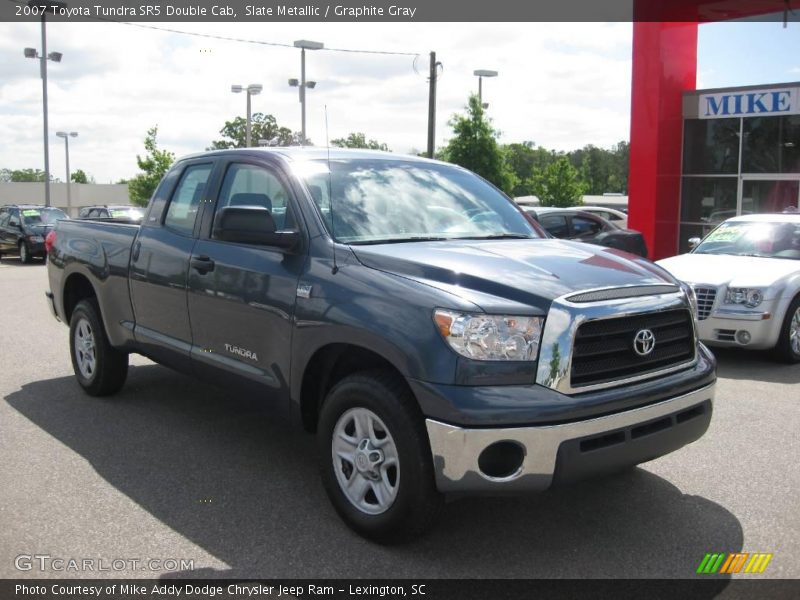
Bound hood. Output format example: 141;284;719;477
657;253;800;288
352;238;676;313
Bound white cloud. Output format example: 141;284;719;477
0;21;633;182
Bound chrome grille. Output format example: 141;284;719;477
570;309;695;388
693;286;717;320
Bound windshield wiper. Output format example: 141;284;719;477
348;236;451;245
453;233;533;240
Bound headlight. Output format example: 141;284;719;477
724;287;764;308
681;283;698;319
433;309;543;361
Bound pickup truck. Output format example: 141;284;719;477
46;148;716;542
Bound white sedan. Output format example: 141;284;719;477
657;214;800;362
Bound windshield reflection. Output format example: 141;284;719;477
296;159;538;244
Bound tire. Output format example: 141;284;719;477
19;241;32;264
317;369;442;543
69;299;129;395
773;295;800;364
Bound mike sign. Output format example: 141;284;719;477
699;86;800;119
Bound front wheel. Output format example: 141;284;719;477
774;295;800;363
69;299;129;395
318;370;442;543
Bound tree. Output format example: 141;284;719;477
208;113;305;149
0;168;51;182
530;157;587;207
442;95;516;194
71;169;92;184
503;142;561;197
127;126;175;207
331;132;390;151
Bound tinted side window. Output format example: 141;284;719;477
539;215;568;238
572;216;603;237
0;210;9;228
164;164;213;236
216;163;293;230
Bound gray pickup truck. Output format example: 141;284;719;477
46;148;716;542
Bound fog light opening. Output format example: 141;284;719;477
736;330;751;345
477;441;525;480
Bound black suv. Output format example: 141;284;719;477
0;205;68;263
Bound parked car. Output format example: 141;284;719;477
0;204;68;263
47;148;715;541
523;207;648;257
78;205;145;222
574;206;628;228
658;214;800;362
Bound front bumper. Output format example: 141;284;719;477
425;382;714;493
696;307;782;350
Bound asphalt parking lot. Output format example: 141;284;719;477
1;256;798;580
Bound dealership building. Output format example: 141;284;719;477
677;82;800;252
628;8;799;259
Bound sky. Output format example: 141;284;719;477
0;18;799;184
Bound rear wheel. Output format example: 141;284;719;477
318;370;442;543
774;295;800;363
69;299;129;395
19;241;32;264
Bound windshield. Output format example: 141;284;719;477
694;220;800;260
294;158;539;244
21;208;67;225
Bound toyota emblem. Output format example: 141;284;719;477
633;329;656;356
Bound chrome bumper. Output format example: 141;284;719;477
425;382;715;493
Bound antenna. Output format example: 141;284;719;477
325;105;338;275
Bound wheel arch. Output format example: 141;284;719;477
298;343;416;433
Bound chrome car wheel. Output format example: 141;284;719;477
332;407;399;515
73;318;97;380
790;306;800;356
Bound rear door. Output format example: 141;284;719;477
129;160;216;369
186;158;307;397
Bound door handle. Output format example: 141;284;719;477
190;255;215;273
131;241;141;262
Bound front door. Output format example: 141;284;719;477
186;159;306;400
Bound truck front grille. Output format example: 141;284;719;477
570;308;695;387
693;286;717;320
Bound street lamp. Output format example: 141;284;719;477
55;131;77;216
231;83;262;147
24;0;67;207
289;39;323;145
473;69;498;109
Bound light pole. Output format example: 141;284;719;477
473;69;498;109
231;83;262;147
56;131;77;216
24;0;67;207
289;39;323;145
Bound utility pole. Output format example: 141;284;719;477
427;51;440;159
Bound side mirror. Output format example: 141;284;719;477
688;237;701;250
9;219;20;229
212;206;300;251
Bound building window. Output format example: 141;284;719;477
680;177;738;225
742;115;800;174
683;118;740;175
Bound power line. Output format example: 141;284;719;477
117;21;421;57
